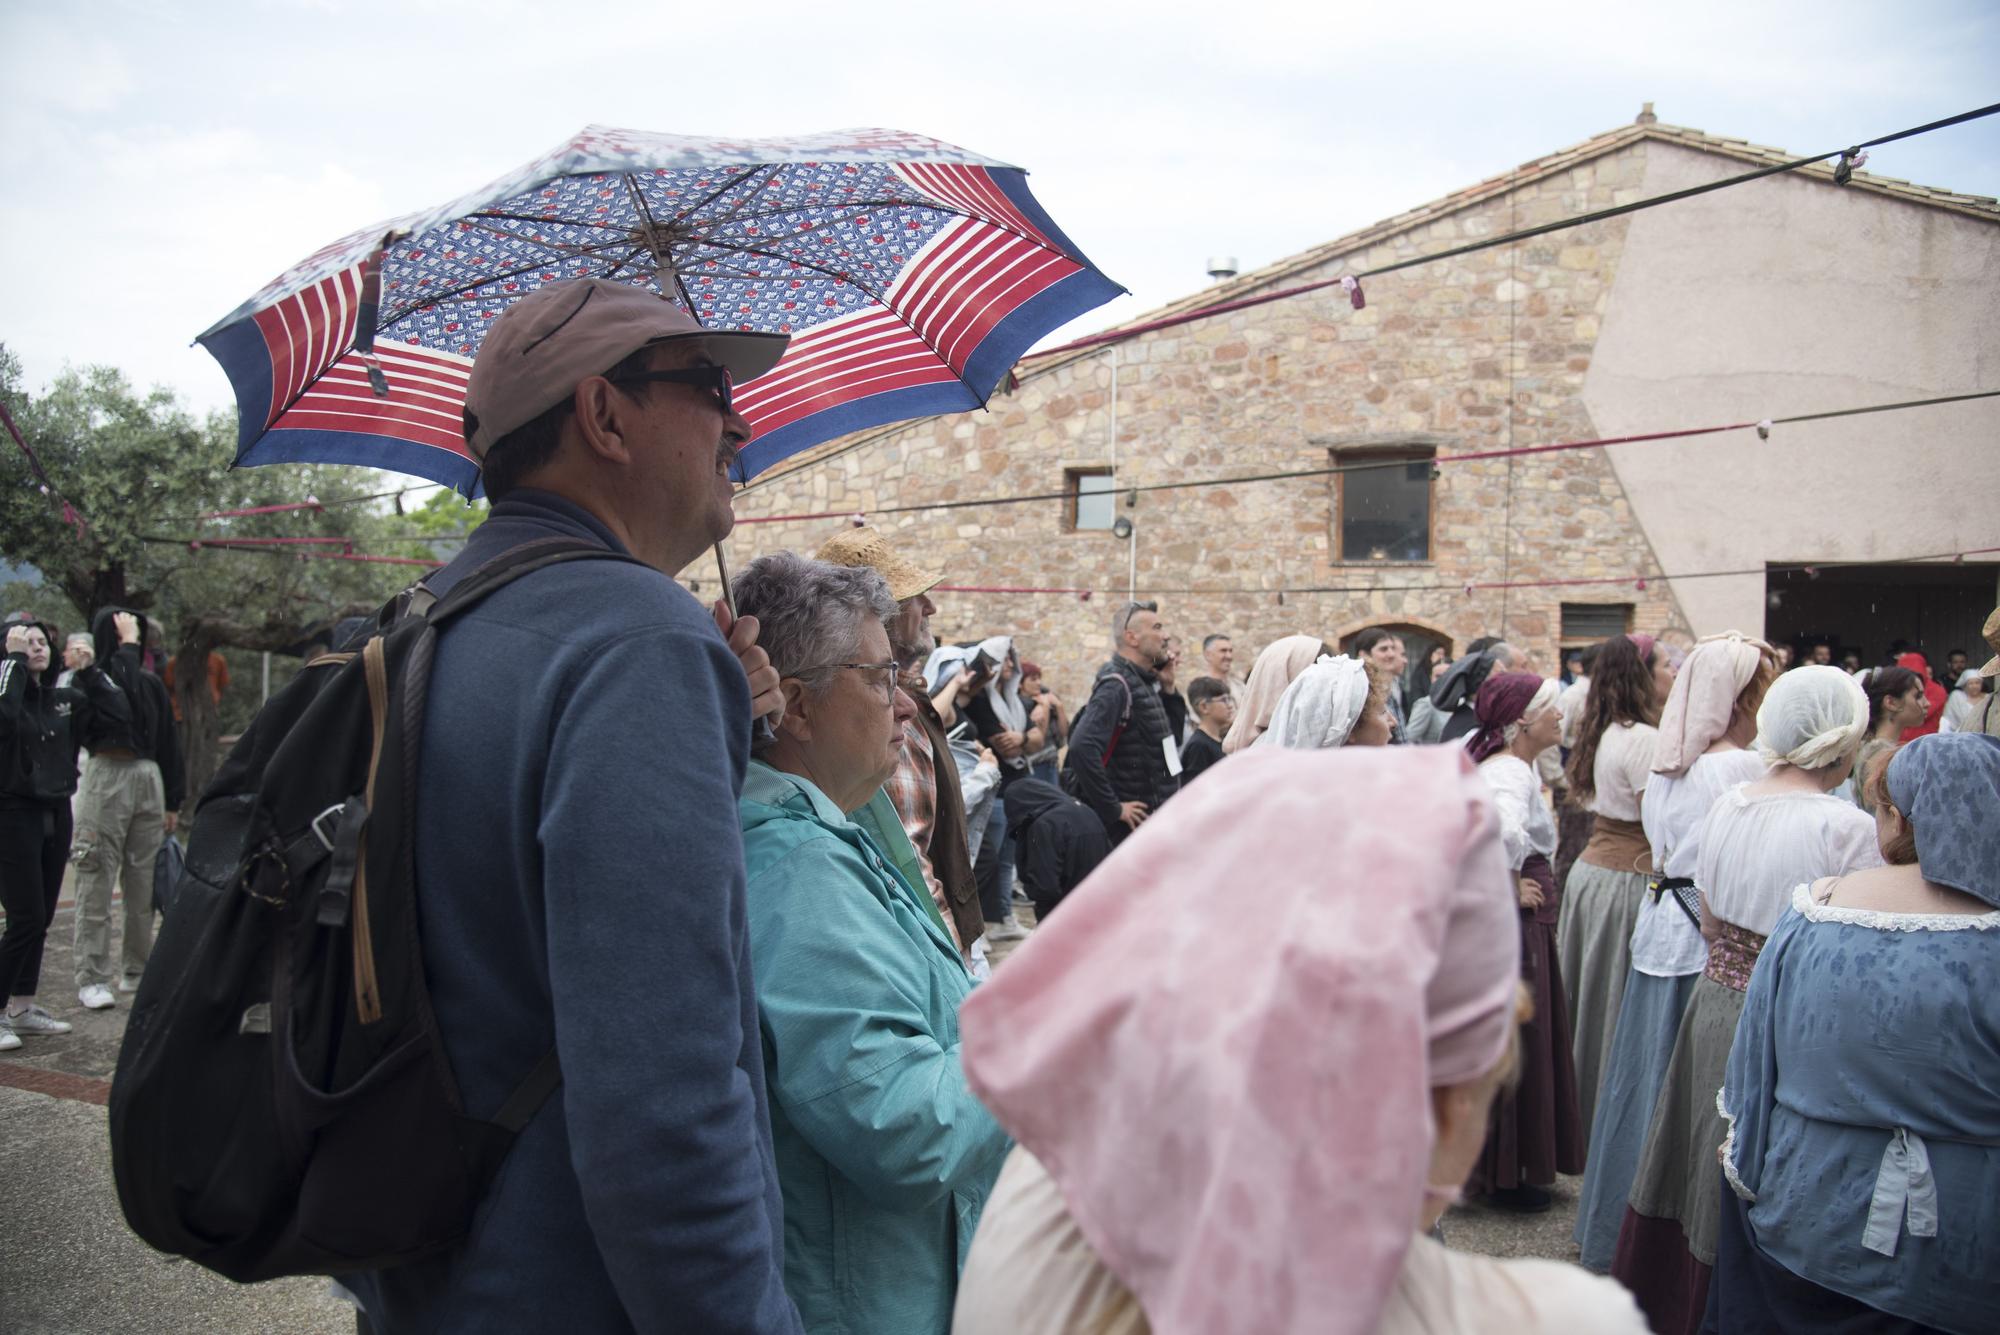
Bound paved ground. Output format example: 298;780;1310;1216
2;887;1580;1332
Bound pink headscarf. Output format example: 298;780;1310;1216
959;747;1521;1335
1222;634;1325;753
1628;632;1657;662
1651;631;1775;776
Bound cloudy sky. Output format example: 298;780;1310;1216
4;0;1996;424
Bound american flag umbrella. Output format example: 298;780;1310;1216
198;126;1123;496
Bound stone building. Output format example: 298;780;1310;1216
720;109;2000;702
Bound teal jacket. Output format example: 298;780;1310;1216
739;762;1010;1335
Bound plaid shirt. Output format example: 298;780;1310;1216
885;696;960;950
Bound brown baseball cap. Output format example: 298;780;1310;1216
815;526;942;602
461;278;789;461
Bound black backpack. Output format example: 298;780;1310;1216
109;538;636;1283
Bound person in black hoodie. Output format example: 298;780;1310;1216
1;613;127;1046
70;605;184;1010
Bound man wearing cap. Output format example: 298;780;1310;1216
817;527;986;959
347;279;803;1334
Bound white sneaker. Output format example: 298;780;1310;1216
983;914;1028;943
0;1028;19;1052
78;984;116;1011
3;1005;71;1035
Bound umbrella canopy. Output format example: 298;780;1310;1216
200;127;1123;496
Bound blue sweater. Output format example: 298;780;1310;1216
350;492;801;1334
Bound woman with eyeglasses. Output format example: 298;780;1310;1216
731;552;1011;1335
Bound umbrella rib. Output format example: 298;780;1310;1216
469;209;631;234
669;166;768;223
377;240;636;326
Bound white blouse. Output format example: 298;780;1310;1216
954;1148;1648;1335
1695;786;1883;937
1479;754;1557;872
1631;749;1769;976
1587;722;1659;821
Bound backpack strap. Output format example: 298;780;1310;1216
1097;670;1134;766
424;537;646;626
492;1047;562;1133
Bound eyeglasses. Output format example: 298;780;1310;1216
1114;598;1159;635
608;364;735;416
800;659;901;704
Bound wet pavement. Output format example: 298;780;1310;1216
2;886;1581;1332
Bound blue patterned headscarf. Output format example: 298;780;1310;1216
1886;732;2000;907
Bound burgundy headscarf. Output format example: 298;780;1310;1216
1466;671;1552;763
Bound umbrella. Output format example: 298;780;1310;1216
198;126;1123;497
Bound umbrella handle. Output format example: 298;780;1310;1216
712;539;777;746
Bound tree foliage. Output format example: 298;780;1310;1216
0;345;430;799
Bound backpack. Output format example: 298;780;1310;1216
109;538;637;1283
1059;667;1134;796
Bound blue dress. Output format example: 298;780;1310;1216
1715;886;2000;1334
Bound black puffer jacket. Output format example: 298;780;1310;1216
1062;655;1180;839
1;625;125;805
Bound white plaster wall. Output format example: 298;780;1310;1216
1583;141;2000;636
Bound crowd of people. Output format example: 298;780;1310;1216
6;277;1997;1332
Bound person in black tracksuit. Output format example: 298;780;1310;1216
1;614;127;1044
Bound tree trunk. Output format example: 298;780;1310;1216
172;628;225;809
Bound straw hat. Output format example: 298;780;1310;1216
815;526;942;602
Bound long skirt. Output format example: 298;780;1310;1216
1612;975;1745;1335
1469;854;1585;1195
1572;968;1698;1272
1555;862;1648;1147
1703;1187;1950;1335
1553;801;1594;905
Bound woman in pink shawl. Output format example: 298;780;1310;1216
950;747;1645;1335
1220;634;1328;753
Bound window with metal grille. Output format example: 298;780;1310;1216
1067;468;1116;531
1560;603;1634;642
1332;449;1434;562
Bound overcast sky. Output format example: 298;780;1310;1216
4;0;1996;425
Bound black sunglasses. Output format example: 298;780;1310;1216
609;364;735;415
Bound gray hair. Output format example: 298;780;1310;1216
1109;598;1159;654
731;551;897;696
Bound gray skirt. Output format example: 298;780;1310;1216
1627;974;1745;1266
1572;967;1699;1272
1556;862;1648;1145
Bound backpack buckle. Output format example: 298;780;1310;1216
310;804;347;852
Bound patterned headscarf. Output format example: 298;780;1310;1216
1223;635;1325;754
1258;657;1372;751
1886;732;2000;907
1466;672;1556;764
958;746;1520;1335
1652;632;1776;777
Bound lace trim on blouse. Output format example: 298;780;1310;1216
1790;883;2000;932
1716;1087;1757;1203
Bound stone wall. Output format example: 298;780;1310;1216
717;140;1687;705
